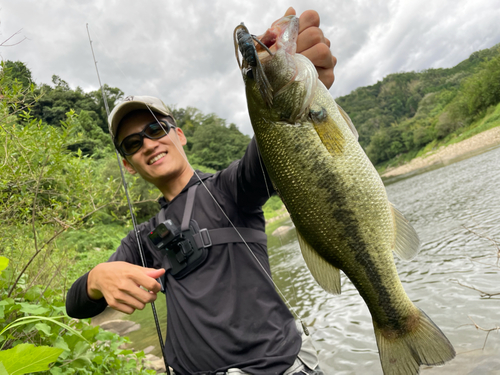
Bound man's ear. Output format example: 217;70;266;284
175;127;187;146
122;158;137;174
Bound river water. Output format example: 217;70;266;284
128;146;500;374
268;145;500;374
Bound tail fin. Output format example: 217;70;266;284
374;309;455;375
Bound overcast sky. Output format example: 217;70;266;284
2;0;500;135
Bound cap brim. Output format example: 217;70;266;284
108;97;171;138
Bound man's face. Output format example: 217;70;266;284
117;110;190;187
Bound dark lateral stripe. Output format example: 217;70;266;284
322;168;405;332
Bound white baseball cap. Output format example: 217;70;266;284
108;95;173;138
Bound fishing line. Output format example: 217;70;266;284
87;21;307;363
144;106;307;332
86;24;170;375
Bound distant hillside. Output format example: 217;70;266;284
336;43;500;167
1;61;250;171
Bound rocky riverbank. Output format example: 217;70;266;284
92;307;168;373
381;126;500;178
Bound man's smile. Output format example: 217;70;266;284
148;152;167;165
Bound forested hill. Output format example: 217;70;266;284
336;42;500;166
3;40;500;172
1;60;251;172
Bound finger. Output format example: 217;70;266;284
317;68;336;90
130;269;164;293
125;285;159;304
300;43;335;71
284;7;296;17
109;301;136;315
145;268;165;280
296;27;326;54
108;293;149;314
298;10;320;34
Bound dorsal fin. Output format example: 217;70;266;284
336;103;358;141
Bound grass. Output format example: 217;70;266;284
376;103;500;174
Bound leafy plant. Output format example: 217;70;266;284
0;62;156;374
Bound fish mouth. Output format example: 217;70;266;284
234;16;300;108
257;16;299;57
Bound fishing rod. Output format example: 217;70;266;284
85;22;309;373
85;24;170;375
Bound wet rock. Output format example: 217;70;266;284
99;319;140;336
144;354;166;372
143;345;155;355
92;306;127;326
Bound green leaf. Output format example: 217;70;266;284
92;355;103;365
24;286;42;302
0;299;14;307
0;344;63;375
0;362;8;375
35;322;52;336
0;257;8;273
53;336;69;351
0;316;86;345
18;303;49;315
80;325;99;341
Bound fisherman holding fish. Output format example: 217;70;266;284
67;7;336;375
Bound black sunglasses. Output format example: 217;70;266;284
118;120;175;156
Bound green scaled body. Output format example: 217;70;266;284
235;16;455;375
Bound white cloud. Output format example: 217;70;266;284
1;0;499;135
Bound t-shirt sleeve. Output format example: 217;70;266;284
218;137;276;208
65;225;155;319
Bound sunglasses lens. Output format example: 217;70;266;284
119;121;173;156
122;134;143;155
146;122;168;138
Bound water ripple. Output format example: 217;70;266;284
269;146;500;374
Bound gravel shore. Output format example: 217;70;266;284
381;126;500;178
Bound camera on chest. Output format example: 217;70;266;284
148;219;209;279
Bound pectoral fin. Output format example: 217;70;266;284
390;203;421;260
297;230;341;294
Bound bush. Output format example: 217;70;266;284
0;62;153;373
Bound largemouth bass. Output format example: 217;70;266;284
234;16;455;375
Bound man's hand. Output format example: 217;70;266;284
284;7;337;89
87;262;165;314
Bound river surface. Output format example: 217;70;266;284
128;146;500;374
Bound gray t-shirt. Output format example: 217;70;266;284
66;139;301;375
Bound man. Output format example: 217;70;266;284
66;7;336;375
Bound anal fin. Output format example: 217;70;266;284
297;230;341;294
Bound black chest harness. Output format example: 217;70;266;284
148;182;267;279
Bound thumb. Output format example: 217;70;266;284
145;268;166;279
284;7;296;17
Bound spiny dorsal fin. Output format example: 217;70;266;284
336;103;358;141
297;230;341;294
390;202;421;260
